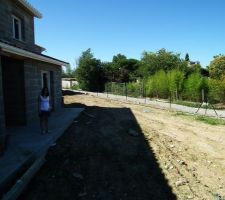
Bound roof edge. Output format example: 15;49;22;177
0;41;69;67
16;0;43;18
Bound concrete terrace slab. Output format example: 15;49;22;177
0;107;84;196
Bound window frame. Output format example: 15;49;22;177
12;15;22;41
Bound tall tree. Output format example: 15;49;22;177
167;69;185;100
108;54;140;82
184;72;202;101
75;49;104;91
140;48;185;77
209;55;225;79
185;53;190;61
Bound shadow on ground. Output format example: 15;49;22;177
62;90;83;96
19;101;177;200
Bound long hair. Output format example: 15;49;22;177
41;87;49;97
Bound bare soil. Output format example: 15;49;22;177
19;92;225;200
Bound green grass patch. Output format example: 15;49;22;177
194;115;225;125
173;112;191;117
173;100;201;108
173;112;225;125
173;100;225;110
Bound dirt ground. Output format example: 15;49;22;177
19;92;225;200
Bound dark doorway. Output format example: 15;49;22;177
1;56;26;127
42;73;47;88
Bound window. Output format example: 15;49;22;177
12;15;22;40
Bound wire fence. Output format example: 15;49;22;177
103;82;224;116
105;82;146;99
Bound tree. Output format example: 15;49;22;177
209;55;225;79
208;78;225;103
101;62;114;82
167;69;184;100
140;48;186;77
198;77;209;102
62;65;74;78
111;54;127;82
75;48;104;91
146;70;169;99
184;72;202;101
186;63;201;74
185;53;190;61
106;54;140;82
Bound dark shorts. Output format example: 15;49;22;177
39;110;50;118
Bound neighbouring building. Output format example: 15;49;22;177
188;61;200;67
62;78;78;89
0;0;69;153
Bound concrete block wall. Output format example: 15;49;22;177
0;0;39;53
0;56;6;151
24;59;62;123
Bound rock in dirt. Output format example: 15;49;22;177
177;160;186;165
164;165;169;170
128;129;139;137
142;108;151;113
187;195;194;199
169;165;174;170
175;178;187;187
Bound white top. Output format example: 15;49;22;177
40;95;50;111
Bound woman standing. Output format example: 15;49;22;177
38;87;52;134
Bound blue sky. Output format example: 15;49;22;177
29;0;225;68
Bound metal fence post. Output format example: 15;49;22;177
125;82;127;101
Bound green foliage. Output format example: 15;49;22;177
127;82;143;97
146;76;155;97
200;67;209;77
75;48;104;92
167;69;185;100
199;77;209;100
208;78;225;103
173;101;201;108
185;63;202;77
146;70;169;99
140;48;186;77
185;53;190;61
102;55;140;83
174;112;225;126
105;82;125;96
209;55;225;79
105;82;143;97
195;116;225;125
71;84;80;90
62;65;74;78
72;48;225;105
146;69;184;100
183;72;202;101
